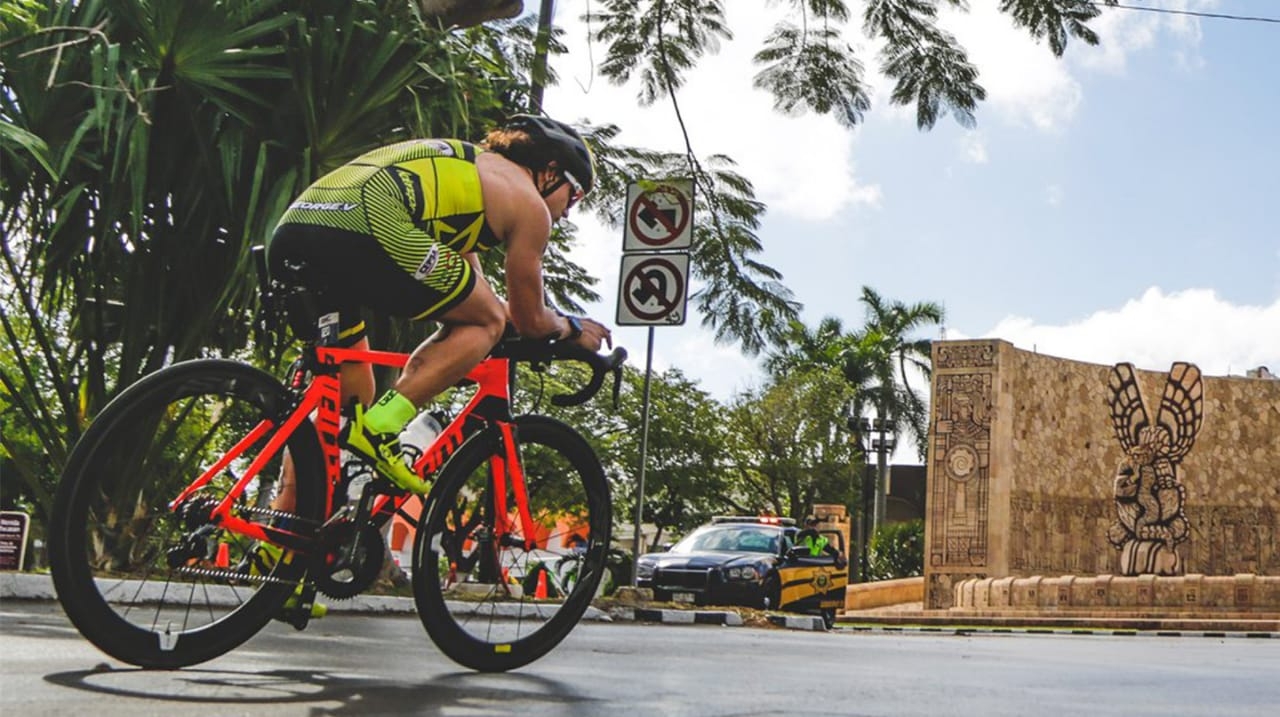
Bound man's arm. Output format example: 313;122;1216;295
477;156;571;339
479;154;612;349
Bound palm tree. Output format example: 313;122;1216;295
843;287;944;530
763;316;856;377
0;0;523;520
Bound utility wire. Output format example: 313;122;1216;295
1099;1;1280;24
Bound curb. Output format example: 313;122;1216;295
840;623;1278;639
625;607;745;627
767;614;826;630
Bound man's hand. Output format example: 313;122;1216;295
567;315;612;352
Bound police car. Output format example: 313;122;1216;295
635;516;847;626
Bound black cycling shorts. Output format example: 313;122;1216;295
267;223;477;345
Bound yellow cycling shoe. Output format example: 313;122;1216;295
340;403;430;494
239;543;327;626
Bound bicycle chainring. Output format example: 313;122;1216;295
315;523;386;599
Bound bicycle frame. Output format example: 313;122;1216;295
166;344;539;558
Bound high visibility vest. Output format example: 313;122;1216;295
801;534;828;556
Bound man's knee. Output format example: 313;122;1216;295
477;301;507;345
457;295;506;346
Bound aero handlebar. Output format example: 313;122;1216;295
489;335;628;408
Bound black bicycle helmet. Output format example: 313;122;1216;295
504;114;596;195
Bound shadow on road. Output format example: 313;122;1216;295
44;665;602;715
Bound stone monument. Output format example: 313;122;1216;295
925;339;1280;613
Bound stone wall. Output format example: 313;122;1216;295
924;339;1280;609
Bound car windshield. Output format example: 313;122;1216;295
668;525;782;555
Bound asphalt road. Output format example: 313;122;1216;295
3;600;1279;716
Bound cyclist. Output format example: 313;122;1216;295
267;115;612;495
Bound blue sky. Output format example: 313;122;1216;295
541;1;1280;401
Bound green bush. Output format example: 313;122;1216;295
868;519;924;581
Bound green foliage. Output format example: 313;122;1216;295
847;287;943;460
868;519;924;581
724;367;859;521
593;0;732;105
0;0;528;523
582;0;1113;132
999;0;1111;56
754;22;870;128
763;288;943;463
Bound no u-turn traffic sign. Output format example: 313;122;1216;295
616;252;689;326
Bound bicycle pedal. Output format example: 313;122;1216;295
276;583;325;631
279;606;311;631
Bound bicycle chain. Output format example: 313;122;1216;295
173;564;300;587
238;505;321;528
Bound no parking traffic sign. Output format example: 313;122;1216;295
623;180;694;251
616;253;689;326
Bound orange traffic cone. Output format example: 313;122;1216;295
535;568;548;599
215;542;230;568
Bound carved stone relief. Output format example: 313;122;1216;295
936;342;996;370
1105;362;1203;576
930;372;992;570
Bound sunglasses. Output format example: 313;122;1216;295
561;170;585;209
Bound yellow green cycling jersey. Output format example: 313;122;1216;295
277;139;501;270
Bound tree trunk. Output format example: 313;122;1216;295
417;0;524;29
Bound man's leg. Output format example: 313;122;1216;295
394;276;507;406
272;337;375;512
344;276;506;492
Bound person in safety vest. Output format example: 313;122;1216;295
794;516;846;568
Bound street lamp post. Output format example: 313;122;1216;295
860;414;901;537
872;429;896;532
847;413;898;582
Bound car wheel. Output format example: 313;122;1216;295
652;589;671;603
822;609;836;630
762;576;781;610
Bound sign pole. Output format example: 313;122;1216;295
618;179;693;585
631;326;655;585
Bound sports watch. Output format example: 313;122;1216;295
562;314;584;341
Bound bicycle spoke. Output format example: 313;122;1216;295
50;361;325;668
415;416;611;671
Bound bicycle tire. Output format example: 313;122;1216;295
48;359;325;668
412;415;611;672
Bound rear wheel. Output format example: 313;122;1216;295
48;360;325;668
413;415;610;672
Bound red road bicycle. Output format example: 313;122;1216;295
48;253;626;672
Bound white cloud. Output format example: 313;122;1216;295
975;287;1280;377
546;3;881;222
930;1;1217;132
962;132;989;164
1072;0;1217;74
940;1;1085;131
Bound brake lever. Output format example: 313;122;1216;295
610;366;623;409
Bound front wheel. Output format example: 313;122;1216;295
47;360;325;668
412;415;611;672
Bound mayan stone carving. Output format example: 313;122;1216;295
930;372;992;569
1105;362;1203;576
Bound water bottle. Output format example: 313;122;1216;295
398;410;443;466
